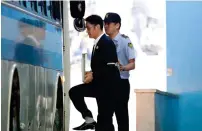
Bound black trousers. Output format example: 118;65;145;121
69;79;130;131
115;79;130;131
69;79;118;131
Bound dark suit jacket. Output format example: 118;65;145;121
91;34;120;82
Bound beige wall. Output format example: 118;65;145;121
135;89;179;131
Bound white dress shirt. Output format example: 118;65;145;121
93;33;104;54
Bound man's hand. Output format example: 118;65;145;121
118;59;135;71
84;71;93;84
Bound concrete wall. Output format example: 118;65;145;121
166;1;202;131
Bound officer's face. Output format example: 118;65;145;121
86;22;97;38
104;22;119;35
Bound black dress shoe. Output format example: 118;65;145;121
73;121;96;130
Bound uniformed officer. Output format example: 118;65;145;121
69;14;121;131
104;12;136;131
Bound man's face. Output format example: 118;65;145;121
86;22;97;39
104;22;119;35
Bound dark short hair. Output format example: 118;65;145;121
85;15;103;30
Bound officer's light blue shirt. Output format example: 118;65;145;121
113;33;136;79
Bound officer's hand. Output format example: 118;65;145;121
120;65;124;71
118;61;124;71
84;72;93;84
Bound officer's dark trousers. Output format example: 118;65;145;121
115;79;130;131
69;80;118;131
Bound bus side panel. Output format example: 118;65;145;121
1;4;63;71
17;63;30;130
44;68;59;130
1;54;63;131
15;62;60;131
28;65;37;130
35;66;46;130
1;3;64;130
1;60;12;131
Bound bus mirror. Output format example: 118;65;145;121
70;1;86;32
70;1;85;18
73;18;86;32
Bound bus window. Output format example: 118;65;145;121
49;1;53;19
10;0;20;5
27;1;31;9
27;1;32;10
22;1;26;8
17;1;27;8
51;1;61;21
46;1;51;18
37;1;42;15
37;1;47;17
41;1;47;16
31;1;38;12
18;1;22;6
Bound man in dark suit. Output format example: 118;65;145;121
69;15;121;131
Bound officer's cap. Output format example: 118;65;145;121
104;12;121;24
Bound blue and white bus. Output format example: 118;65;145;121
1;1;68;131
